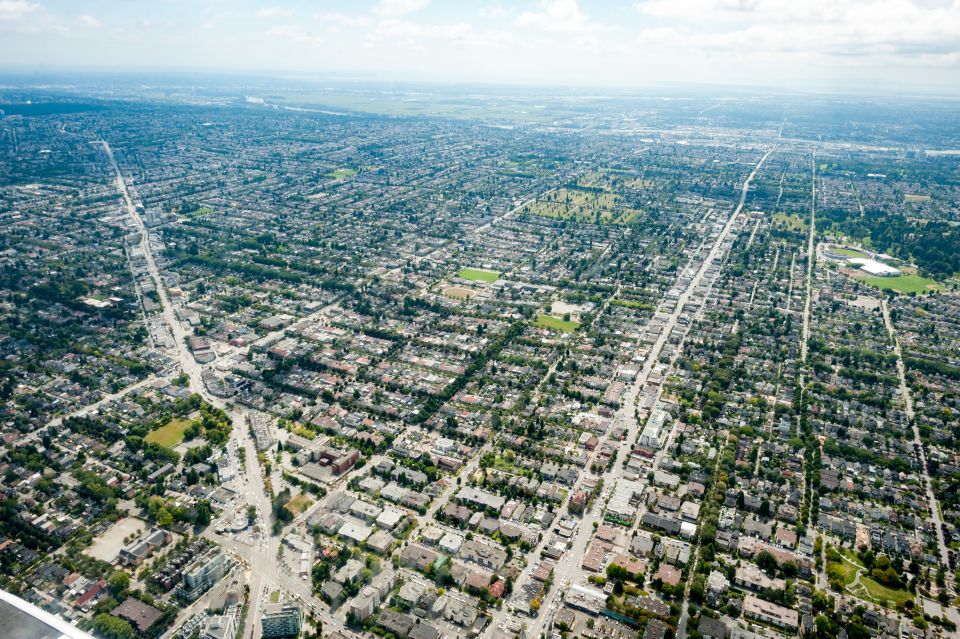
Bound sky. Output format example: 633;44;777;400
1;0;959;95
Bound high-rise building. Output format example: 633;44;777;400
261;603;302;638
177;549;228;601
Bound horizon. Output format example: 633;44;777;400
1;0;959;96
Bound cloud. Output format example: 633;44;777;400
366;17;512;51
479;2;511;19
314;11;371;30
257;6;295;19
516;0;590;33
374;0;430;18
633;0;960;58
78;14;101;28
266;24;321;45
0;0;39;23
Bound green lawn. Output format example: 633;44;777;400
862;274;940;294
186;206;215;218
535;314;580;332
145;418;193;447
835;549;913;607
833;247;869;258
458;268;500;283
858;575;914;606
327;168;357;179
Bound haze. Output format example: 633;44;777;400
1;0;959;95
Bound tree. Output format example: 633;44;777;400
756;549;777;574
194;499;212;527
107;570;130;595
606;563;628;582
92;613;135;639
156;508;173;527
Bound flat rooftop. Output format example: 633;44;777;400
0;590;94;639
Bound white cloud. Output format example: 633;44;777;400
314;11;371;30
266;24;322;45
0;0;38;22
634;0;960;58
479;2;511;19
78;14;101;28
516;0;590;33
374;0;430;18
366;17;513;51
257;6;295;19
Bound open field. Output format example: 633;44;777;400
458;268;500;283
86;517;147;562
861;274;940;294
904;193;931;203
327;168;357;179
285;494;313;515
772;212;808;232
145;417;193;447
535;314;580;332
443;286;473;300
523;188;640;225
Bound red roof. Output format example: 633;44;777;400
76;579;106;606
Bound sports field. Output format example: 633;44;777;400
458;268;500;283
328;168;357;179
862;274;940;294
145;418;193;447
833;247;869;258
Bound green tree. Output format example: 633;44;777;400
107;570;130;595
92;613;135;639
